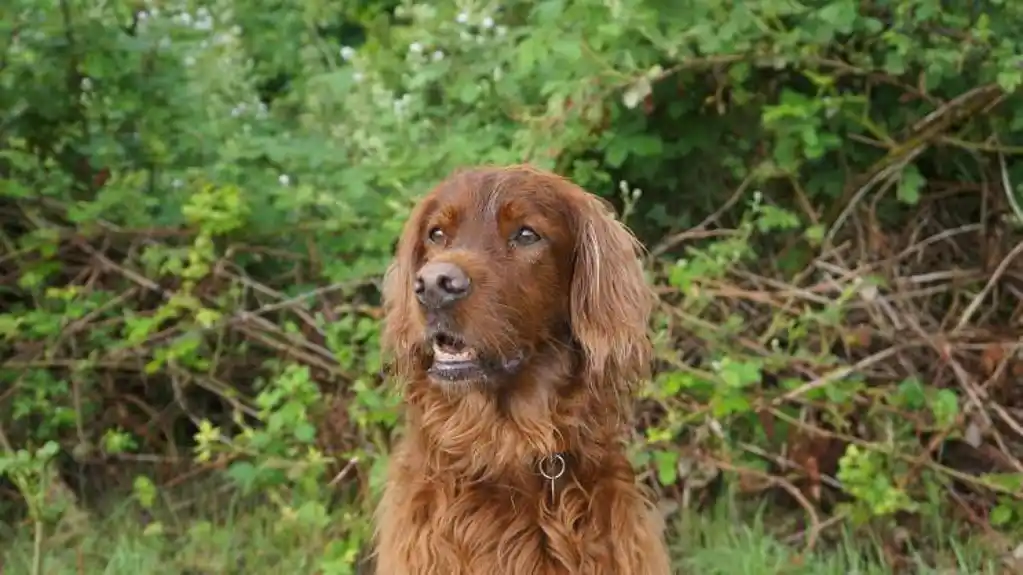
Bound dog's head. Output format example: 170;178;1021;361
381;165;654;396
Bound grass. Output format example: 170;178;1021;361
670;505;1002;574
0;483;1004;575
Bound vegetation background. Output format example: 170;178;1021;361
2;0;1023;573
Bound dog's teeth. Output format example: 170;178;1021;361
432;345;476;363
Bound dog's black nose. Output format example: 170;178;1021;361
415;261;471;308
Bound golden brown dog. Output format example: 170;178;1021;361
374;165;672;575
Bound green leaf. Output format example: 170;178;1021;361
604;138;630;168
142;522;165;537
818;0;858;34
133;475;158;509
930;389;959;427
997;69;1023;93
294;422;317;444
804;224;825;246
711;392;751;417
227;461;259;492
894;377;927;409
458;82;481;104
653;450;679;486
990;504;1013;526
551;38;581;60
719;359;762;389
982;473;1023;491
626;135;664;157
897;165;925;205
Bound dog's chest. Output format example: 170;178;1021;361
402;479;609;574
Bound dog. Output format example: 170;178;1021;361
373;165;672;574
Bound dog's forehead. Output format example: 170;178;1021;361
432;170;568;223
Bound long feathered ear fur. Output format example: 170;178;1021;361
567;187;655;389
381;198;432;378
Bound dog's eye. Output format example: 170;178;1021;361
427;227;446;244
510;226;541;246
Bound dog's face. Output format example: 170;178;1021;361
382;166;654;392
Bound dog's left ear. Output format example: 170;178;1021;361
568;186;655;386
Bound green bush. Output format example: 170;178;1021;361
3;0;1023;571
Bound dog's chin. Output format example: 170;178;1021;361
428;360;487;384
423;333;525;386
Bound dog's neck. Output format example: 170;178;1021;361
403;353;623;481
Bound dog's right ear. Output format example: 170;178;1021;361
381;197;432;373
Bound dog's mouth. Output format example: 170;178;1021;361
426;331;526;383
428;331;483;381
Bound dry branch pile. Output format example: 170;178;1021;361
640;132;1023;567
